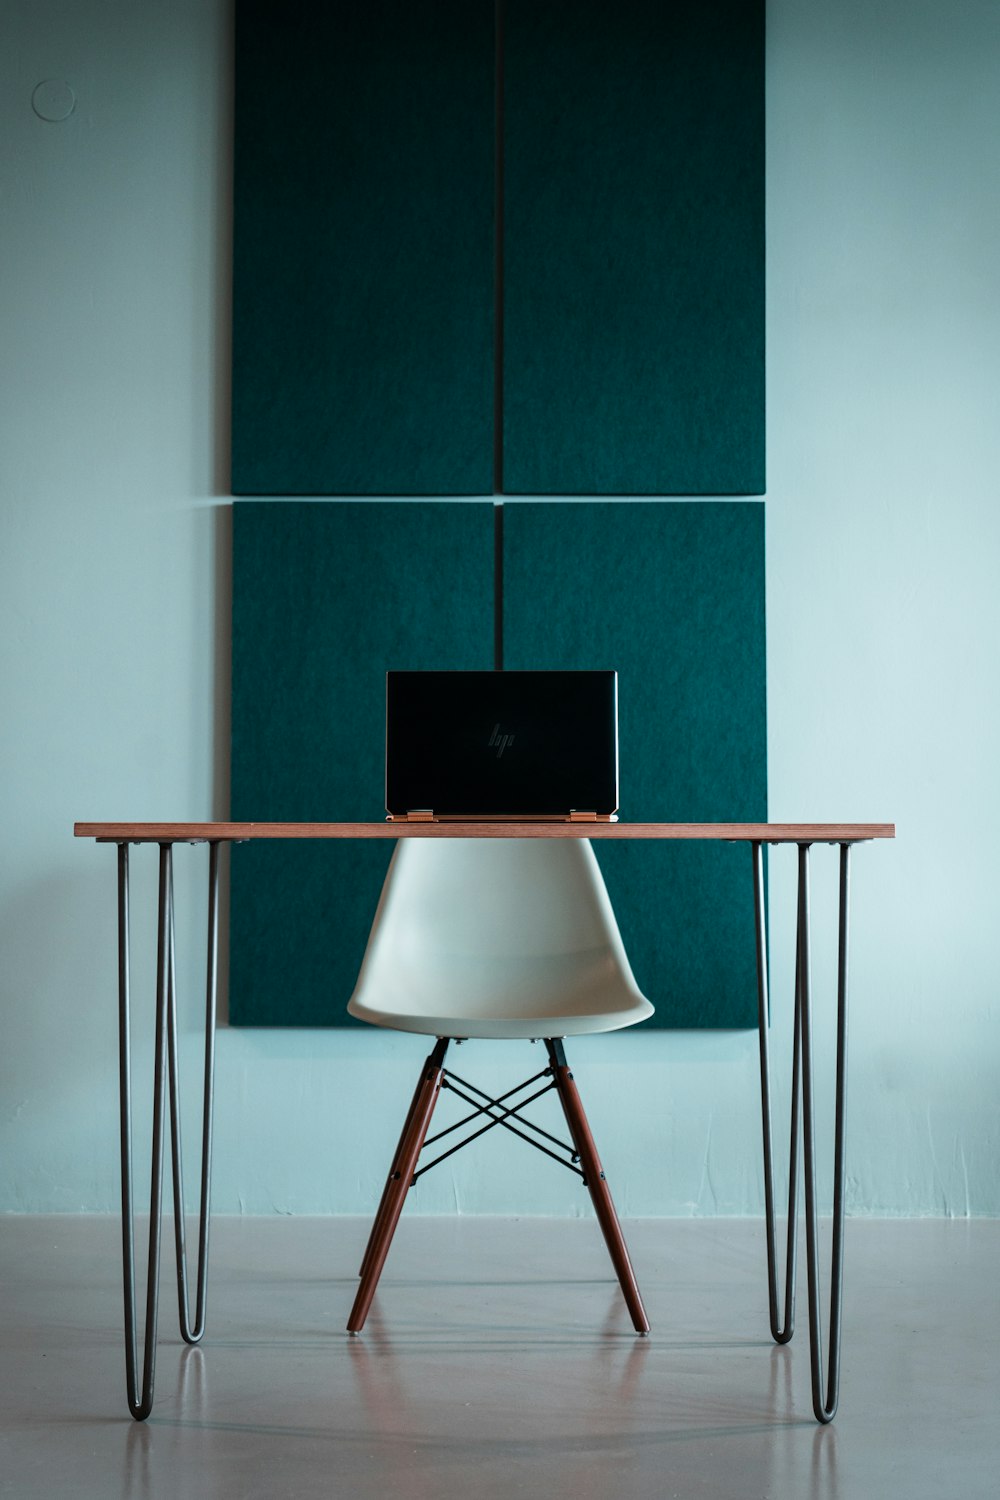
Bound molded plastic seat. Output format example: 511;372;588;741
348;837;654;1039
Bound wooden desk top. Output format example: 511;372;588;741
74;821;895;844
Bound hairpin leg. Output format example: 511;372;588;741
117;842;171;1421
117;841;220;1419
754;842;851;1423
799;842;851;1424
752;841;800;1344
166;842;219;1344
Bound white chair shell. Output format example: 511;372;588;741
348;837;654;1039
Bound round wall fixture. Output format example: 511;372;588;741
32;80;76;122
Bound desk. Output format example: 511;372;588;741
74;821;894;1424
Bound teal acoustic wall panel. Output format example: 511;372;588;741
232;1;495;496
502;0;765;495
504;502;766;1028
230;502;494;1025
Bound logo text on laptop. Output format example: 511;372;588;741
488;723;515;759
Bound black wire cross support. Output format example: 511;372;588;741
116;841;219;1421
752;839;851;1424
413;1065;584;1182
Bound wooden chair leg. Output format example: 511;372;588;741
546;1039;650;1334
347;1041;448;1334
359;1068;427;1279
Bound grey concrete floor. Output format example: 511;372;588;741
0;1215;996;1498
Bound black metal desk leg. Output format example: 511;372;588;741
117;842;171;1421
798;842;851;1424
166;842;219;1344
752;841;800;1345
116;841;220;1420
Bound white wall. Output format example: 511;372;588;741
2;0;997;1217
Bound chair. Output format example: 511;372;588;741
346;836;655;1335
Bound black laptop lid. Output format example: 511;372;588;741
386;671;618;819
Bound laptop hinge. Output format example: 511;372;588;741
387;809;614;823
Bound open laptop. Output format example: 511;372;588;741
385;671;619;821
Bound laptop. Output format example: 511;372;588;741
385;670;619;821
